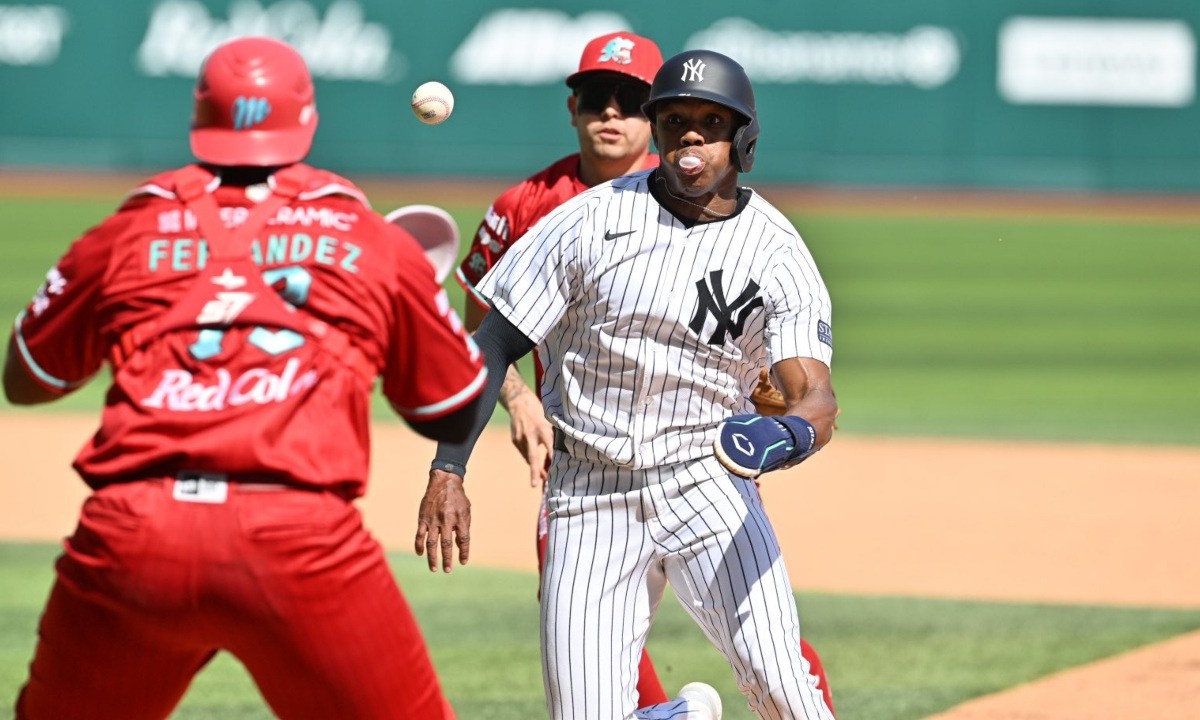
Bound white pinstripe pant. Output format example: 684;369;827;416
540;453;835;720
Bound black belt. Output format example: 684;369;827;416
93;471;336;497
553;430;569;453
174;470;314;489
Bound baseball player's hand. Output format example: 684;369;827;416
506;391;554;486
415;469;472;573
714;413;817;479
497;365;553;487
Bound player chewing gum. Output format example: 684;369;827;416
435;46;839;719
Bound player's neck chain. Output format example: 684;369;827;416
657;178;734;219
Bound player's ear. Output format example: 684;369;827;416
567;94;579;128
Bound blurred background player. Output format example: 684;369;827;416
455;31;835;713
3;36;485;720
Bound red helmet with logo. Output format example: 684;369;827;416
190;36;318;166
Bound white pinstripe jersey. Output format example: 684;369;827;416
478;169;832;470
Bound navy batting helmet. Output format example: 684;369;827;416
642;50;760;172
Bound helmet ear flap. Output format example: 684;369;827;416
732;116;760;173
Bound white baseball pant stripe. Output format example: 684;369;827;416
540;453;834;720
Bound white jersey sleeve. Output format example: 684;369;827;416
476;198;587;344
763;229;834;368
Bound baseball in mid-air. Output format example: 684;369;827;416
411;81;454;125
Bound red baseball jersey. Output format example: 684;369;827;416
455;153;659;307
11;164;486;495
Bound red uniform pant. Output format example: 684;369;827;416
16;479;453;720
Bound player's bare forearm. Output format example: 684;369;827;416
414;469;472;573
497;364;531;410
773;357;839;447
715;358;837;479
502;380;554;486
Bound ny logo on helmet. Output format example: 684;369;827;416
681;58;706;82
233;96;272;131
599;37;635;65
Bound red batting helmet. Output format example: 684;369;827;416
190;36;318;166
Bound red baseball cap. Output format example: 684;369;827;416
190;36;319;166
565;31;663;88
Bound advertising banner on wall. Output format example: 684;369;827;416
1;0;1198;191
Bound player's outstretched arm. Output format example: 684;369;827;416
773;357;839;445
403;394;486;444
714;358;838;479
417;310;536;572
465;298;553;486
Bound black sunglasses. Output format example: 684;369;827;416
575;79;650;117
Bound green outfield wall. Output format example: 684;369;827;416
1;0;1198;190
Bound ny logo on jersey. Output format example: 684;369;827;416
681;58;706;82
689;269;764;346
232;96;271;131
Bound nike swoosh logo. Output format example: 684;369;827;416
604;229;635;241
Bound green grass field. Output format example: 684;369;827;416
3;194;1198;444
3;542;1198;720
2;190;1199;718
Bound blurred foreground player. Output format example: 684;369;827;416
4;36;485;719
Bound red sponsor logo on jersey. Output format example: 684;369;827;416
140;357;318;411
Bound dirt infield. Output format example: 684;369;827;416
2;413;1198;717
925;629;1200;720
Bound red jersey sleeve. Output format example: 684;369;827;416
455;155;590;306
455;183;527;308
11;213;125;394
383;226;486;420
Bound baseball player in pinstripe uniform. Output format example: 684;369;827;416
458;32;836;715
417;49;838;719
